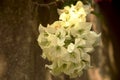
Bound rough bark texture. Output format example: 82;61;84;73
0;0;34;80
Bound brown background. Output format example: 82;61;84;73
0;0;119;80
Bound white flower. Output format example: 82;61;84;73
37;1;101;78
43;45;67;61
37;24;50;49
69;22;92;38
57;6;70;15
67;43;75;53
86;31;101;46
58;1;89;23
59;12;70;21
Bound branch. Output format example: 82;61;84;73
33;0;64;8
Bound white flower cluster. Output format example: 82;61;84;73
37;1;100;78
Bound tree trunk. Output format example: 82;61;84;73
0;0;36;80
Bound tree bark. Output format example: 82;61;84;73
0;0;35;80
